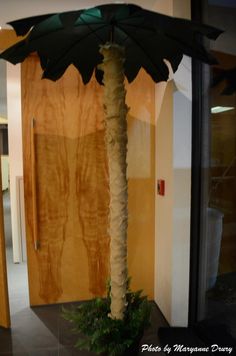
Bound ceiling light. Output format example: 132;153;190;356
211;106;234;114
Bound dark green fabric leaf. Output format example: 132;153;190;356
8;13;56;36
0;3;223;84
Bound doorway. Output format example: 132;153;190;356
3;188;29;315
0;59;29;318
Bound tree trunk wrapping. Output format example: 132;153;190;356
99;43;128;320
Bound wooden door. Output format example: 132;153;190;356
22;56;155;306
0;167;10;328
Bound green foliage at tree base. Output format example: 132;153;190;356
62;283;151;356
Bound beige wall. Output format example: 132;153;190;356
155;82;174;323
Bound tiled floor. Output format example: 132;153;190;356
0;301;168;355
1;190;168;355
3;190;29;315
6;247;29;315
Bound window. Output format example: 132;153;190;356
190;0;236;339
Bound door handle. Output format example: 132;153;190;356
31;118;39;250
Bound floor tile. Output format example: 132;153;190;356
1;297;168;355
58;303;82;347
59;346;96;355
27;348;59;356
0;327;13;354
31;304;60;339
11;309;59;352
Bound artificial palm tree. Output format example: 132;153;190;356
0;3;222;321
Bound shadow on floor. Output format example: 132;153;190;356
158;312;236;355
0;301;168;355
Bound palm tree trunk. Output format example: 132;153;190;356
99;43;128;320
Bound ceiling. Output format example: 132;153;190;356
0;0;161;28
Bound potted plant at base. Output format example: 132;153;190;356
62;280;151;356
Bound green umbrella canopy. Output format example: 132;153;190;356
0;3;223;84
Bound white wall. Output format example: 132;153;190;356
172;79;192;325
155;0;192;326
6;63;23;263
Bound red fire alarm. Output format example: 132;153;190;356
157;179;165;196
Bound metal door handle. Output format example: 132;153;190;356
31;118;39;250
